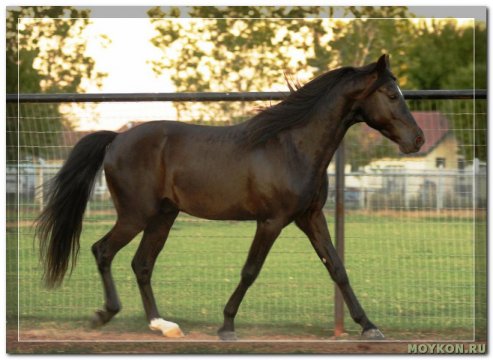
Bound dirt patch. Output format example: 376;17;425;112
7;326;483;354
6;328;403;354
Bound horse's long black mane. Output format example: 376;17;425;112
244;62;378;147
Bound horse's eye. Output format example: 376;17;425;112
389;93;398;100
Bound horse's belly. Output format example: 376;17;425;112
175;190;257;221
182;204;256;221
167;175;259;220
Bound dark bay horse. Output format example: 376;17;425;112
36;54;424;340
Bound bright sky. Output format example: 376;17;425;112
83;19;170;93
74;18;177;131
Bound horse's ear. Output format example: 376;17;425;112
352;55;389;99
375;54;389;73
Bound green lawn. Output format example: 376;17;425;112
7;211;482;340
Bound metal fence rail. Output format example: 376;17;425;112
6;89;487;103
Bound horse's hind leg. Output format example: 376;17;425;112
131;208;183;337
91;218;144;327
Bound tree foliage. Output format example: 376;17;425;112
6;6;104;94
330;7;414;68
405;20;484;89
6;6;105;162
148;6;338;122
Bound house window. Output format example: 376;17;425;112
436;157;446;168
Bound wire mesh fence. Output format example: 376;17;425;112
6;93;486;341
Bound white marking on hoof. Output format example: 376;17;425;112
149;318;184;338
322;257;327;264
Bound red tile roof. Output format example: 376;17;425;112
411;111;450;155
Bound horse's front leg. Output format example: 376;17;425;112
295;209;384;340
218;218;283;340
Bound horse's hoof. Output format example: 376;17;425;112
90;311;105;329
218;330;237;341
149;318;184;338
163;326;184;338
361;327;385;340
90;308;118;329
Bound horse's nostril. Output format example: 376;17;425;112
415;136;424;147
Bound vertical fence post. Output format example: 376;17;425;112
436;165;444;213
334;139;345;337
34;163;44;212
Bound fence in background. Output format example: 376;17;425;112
6;90;487;340
7;165;487;214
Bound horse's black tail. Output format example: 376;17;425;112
35;131;118;288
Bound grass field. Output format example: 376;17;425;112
7;210;483;341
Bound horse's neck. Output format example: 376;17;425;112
289;97;354;174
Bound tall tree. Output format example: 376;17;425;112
148;6;336;122
6;6;105;162
6;7;104;94
330;7;413;68
405;19;485;90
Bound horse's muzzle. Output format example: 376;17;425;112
415;135;425;148
399;132;425;154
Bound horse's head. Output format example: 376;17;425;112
351;54;425;154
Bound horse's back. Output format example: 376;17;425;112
105;120;244;166
103;121;255;219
